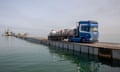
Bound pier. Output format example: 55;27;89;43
15;35;120;60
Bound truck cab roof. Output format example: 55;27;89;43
79;21;98;24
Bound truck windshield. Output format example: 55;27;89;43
90;26;98;32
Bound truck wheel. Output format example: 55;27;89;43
81;38;86;43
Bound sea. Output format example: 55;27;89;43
0;35;120;72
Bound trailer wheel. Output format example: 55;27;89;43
68;39;72;42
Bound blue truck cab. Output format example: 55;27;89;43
69;21;98;43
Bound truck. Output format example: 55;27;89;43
48;20;98;43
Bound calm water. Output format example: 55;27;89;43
0;36;120;72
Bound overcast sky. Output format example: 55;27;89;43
0;0;120;38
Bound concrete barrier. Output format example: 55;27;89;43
55;42;59;48
94;48;98;55
63;42;68;49
112;49;120;60
59;42;63;48
88;46;94;55
81;45;88;53
74;44;81;52
68;43;74;50
53;41;56;46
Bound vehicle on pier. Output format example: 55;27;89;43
48;20;98;43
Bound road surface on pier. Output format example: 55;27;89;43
26;36;120;50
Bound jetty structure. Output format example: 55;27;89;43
14;34;120;61
12;20;120;61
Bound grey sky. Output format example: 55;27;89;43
0;0;120;37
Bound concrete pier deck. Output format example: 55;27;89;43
26;36;120;49
15;35;120;60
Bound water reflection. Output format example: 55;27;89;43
48;47;100;72
48;46;120;72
